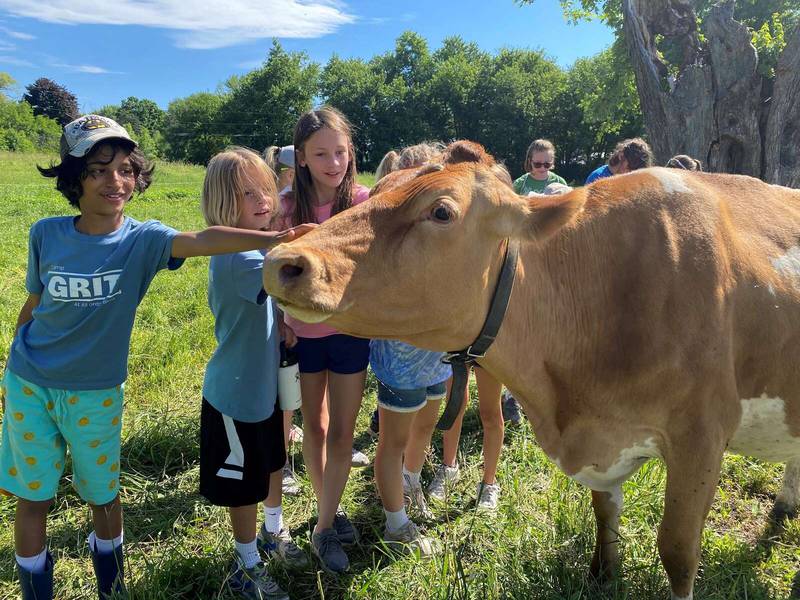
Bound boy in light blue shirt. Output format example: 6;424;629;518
1;115;310;600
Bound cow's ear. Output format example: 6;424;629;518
495;189;586;243
443;141;495;166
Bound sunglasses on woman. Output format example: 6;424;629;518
532;161;552;169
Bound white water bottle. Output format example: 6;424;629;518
278;341;302;411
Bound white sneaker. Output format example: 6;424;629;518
427;463;459;502
476;481;500;511
384;520;440;557
351;448;370;468
289;425;304;444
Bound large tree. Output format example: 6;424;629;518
523;0;800;186
216;40;319;152
23;77;79;126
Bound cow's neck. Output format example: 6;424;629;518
479;229;601;459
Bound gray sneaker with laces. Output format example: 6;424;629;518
384;520;440;557
427;463;460;502
228;558;289;600
281;463;300;497
312;528;349;574
403;474;433;520
476;481;500;511
257;524;308;569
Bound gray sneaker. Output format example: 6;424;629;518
312;528;349;574
384;520;440;557
351;448;370;467
258;525;309;569
281;463;300;497
427;464;460;502
501;391;523;425
228;558;289;600
403;474;433;520
333;509;359;545
476;481;500;511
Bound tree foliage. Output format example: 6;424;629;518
3;32;649;180
22;78;79;126
215;40;319;154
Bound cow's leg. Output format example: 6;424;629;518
772;457;800;521
659;444;724;600
590;487;622;582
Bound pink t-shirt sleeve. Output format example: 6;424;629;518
281;183;371;339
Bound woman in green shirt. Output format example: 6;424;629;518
513;138;568;195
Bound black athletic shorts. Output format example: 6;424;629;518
199;398;286;507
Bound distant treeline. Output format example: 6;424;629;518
1;32;645;181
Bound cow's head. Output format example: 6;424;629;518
263;141;586;351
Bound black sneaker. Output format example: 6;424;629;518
333;509;359;545
312;528;349;574
367;408;380;438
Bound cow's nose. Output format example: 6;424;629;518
274;253;312;287
280;258;305;284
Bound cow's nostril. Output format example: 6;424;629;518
280;263;304;282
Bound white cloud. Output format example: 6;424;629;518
0;0;355;49
2;28;34;40
52;62;122;74
0;54;35;67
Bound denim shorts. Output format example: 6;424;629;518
294;334;370;374
377;379;447;413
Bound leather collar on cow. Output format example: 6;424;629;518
438;238;520;430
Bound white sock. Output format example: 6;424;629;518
384;507;409;533
402;466;421;488
88;530;123;554
235;537;261;569
263;505;284;534
15;547;48;574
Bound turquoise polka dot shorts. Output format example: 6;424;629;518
0;370;124;504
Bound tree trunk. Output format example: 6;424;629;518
764;23;800;188
622;0;800;186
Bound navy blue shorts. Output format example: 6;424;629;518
295;334;370;374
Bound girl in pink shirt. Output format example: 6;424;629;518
274;107;369;574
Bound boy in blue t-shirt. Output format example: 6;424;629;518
0;115;311;600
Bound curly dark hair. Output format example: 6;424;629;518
608;137;654;171
38;140;154;208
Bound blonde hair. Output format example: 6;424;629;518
202;146;278;228
524;139;556;172
397;141;445;170
375;150;399;181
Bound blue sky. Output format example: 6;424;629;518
0;1;614;112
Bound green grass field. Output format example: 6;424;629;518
0;151;798;599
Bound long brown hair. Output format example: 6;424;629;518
290;106;357;226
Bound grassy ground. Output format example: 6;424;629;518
0;151;798;599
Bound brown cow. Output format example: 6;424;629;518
263;141;800;600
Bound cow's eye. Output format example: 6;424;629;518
431;205;453;223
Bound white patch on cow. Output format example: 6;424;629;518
771;246;800;290
728;395;800;462
777;457;800;510
559;438;661;509
651;169;692;194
